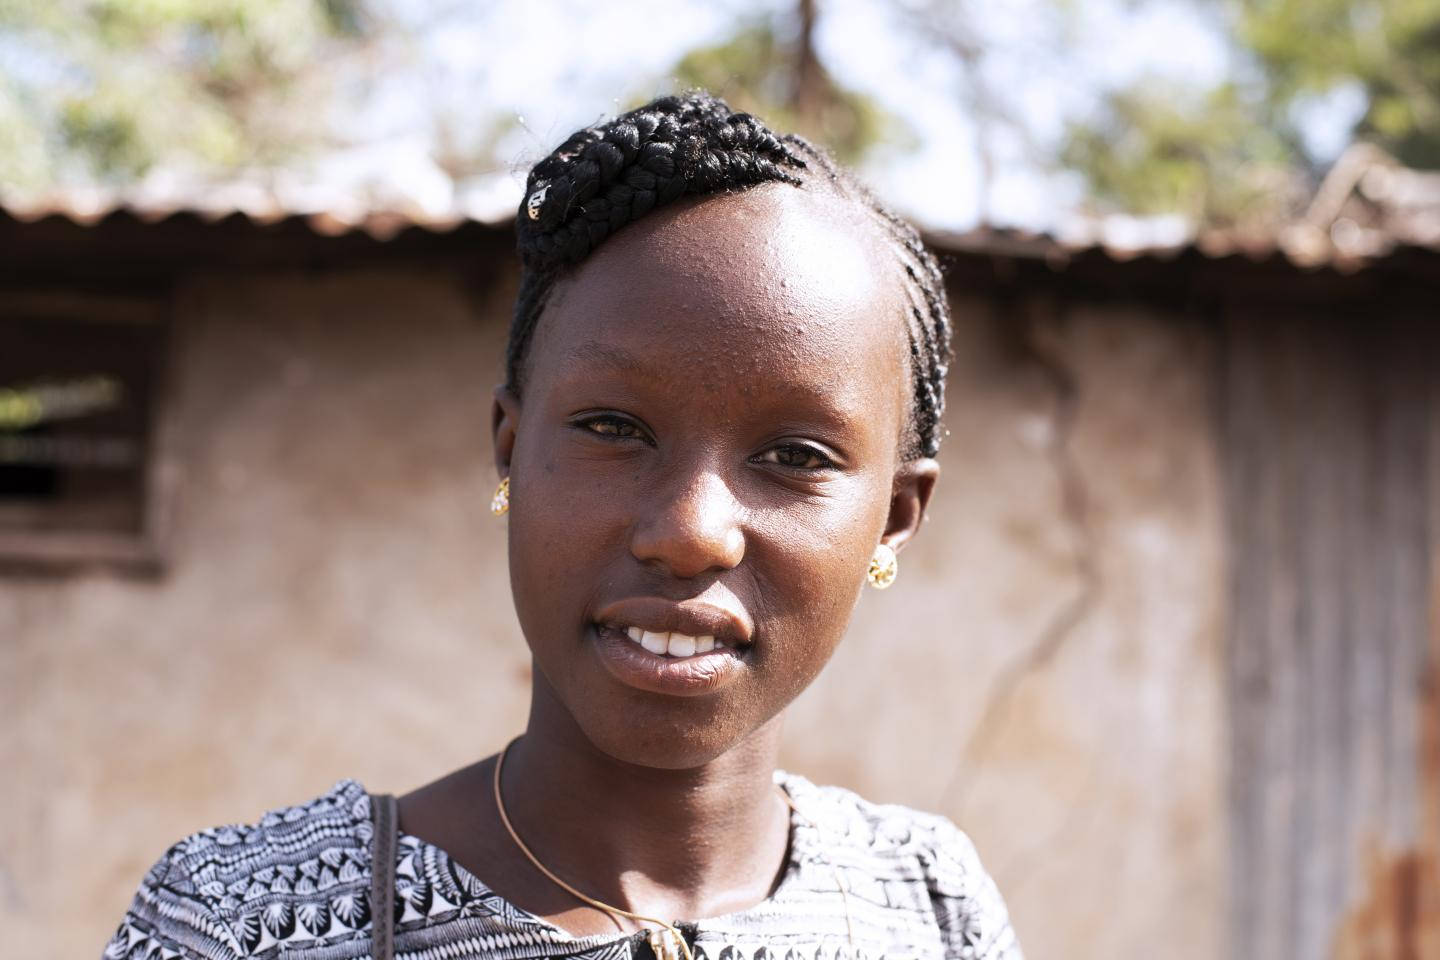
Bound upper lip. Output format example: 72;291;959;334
594;597;754;647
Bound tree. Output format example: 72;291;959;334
1062;0;1440;228
665;0;902;165
1242;0;1440;168
0;0;374;191
1061;80;1304;228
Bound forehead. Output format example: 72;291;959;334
529;183;909;405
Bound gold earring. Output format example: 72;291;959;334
490;476;510;516
867;543;898;589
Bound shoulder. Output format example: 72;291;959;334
104;779;376;960
779;771;999;887
779;772;1023;959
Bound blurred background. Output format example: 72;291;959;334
1;1;1436;958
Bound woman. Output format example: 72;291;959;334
105;93;1021;960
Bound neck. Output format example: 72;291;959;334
499;680;791;920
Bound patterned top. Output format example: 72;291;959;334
103;773;1021;960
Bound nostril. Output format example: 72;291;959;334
629;473;745;578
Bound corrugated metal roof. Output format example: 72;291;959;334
0;197;489;242
9;198;1436;273
932;146;1440;271
4;144;1437;268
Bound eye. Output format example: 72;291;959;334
572;413;650;442
754;443;838;471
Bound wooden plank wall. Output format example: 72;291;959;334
1223;307;1439;960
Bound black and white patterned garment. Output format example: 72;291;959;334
104;773;1021;960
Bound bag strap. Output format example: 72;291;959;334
370;793;399;960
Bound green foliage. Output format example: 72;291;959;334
0;0;370;190
1062;81;1301;227
1063;0;1440;225
1239;0;1440;167
666;20;904;165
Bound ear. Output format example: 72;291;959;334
882;458;940;552
491;385;522;478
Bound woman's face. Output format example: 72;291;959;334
494;183;937;769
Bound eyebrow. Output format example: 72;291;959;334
561;340;662;377
558;337;869;432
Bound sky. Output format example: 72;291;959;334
12;0;1364;241
302;0;1244;238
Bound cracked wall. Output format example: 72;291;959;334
1;270;1226;959
789;293;1226;959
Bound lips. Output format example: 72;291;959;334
593;596;753;649
589;596;754;696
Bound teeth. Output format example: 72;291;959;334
618;627;724;658
640;630;669;655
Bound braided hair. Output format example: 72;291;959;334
510;92;952;459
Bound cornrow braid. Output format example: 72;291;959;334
777;136;952;458
509;91;953;459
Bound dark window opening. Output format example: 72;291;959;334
0;295;168;570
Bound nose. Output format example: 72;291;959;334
629;467;745;579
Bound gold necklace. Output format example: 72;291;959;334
492;740;856;956
492;741;695;960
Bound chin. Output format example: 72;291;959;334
524;621;797;772
576;702;754;771
597;740;733;771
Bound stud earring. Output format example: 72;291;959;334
490;477;510;516
867;543;898;589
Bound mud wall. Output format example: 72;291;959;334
1;262;1226;959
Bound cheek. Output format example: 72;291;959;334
745;487;889;687
504;455;627;650
509;407;642;540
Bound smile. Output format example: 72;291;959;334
587;596;754;696
620;626;729;658
589;623;749;697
